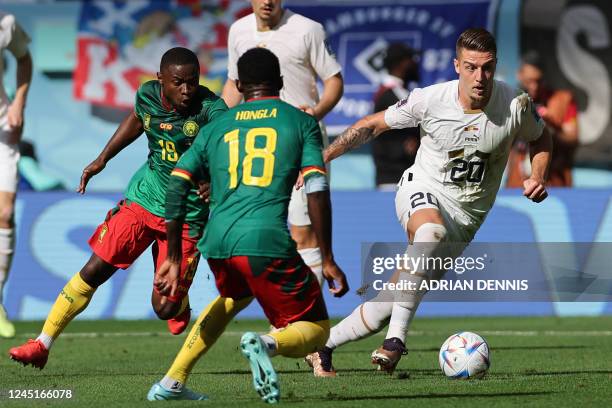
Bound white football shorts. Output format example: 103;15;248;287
0;139;19;193
395;170;482;243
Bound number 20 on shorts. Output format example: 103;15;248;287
224;127;277;188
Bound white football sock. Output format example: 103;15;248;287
386;223;447;343
326;298;393;349
0;228;15;304
36;333;54;350
298;247;323;288
386;277;423;342
160;376;183;392
260;334;278;357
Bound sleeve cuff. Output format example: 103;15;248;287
170;168;194;184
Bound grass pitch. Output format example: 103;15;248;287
1;316;611;407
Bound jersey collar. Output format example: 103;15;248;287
245;96;280;102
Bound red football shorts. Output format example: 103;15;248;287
208;255;328;328
89;200;201;303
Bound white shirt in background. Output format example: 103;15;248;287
227;9;341;110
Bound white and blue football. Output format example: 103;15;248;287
439;331;490;379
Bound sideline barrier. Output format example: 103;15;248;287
4;189;611;320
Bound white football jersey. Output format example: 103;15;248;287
227;9;341;109
385;79;545;220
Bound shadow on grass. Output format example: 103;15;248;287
336;345;589;354
474;345;588;351
312;391;554;402
522;370;612;376
201;368;446;378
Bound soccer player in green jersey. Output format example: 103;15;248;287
9;47;227;370
146;48;348;403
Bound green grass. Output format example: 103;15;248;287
1;316;612;407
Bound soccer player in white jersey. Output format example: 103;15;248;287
222;0;343;288
0;12;32;338
305;28;552;376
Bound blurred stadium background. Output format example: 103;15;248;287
2;0;611;322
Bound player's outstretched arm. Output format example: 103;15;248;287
524;127;553;203
306;187;349;297
323;110;389;162
77;112;143;194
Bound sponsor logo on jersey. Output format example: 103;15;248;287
160;122;173;130
462;125;480;145
182;120;199;137
235;108;278;121
143;113;151;130
397;97;409;107
98;224;108;243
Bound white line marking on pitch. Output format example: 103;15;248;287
14;330;612;339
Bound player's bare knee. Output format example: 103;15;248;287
290;224;318;249
154;301;180;320
79;255;116;288
0;205;14;228
406;209;444;241
79;265;99;287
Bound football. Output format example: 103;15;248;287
438;331;490;379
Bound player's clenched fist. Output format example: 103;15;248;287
196;181;210;203
322;260;349;297
523;177;548;203
154;259;180;304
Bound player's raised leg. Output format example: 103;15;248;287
9;200;153;368
307;187;448;376
8;254;115;368
147;295;253;401
235;254;333;403
149;255;255;400
371;193;448;374
241;316;330;404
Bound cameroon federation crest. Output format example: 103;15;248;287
183;120;199;137
98;224;108;243
143;113;151;131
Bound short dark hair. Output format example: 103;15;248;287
237;47;281;86
160;47;199;71
384;43;416;71
456;28;497;58
520;50;544;71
